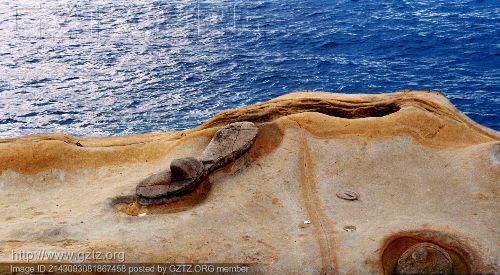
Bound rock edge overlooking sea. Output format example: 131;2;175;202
0;91;498;273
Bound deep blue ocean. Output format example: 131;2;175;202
0;0;498;138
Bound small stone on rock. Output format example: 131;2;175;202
336;191;360;201
343;225;357;232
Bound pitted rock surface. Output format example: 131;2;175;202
200;121;259;172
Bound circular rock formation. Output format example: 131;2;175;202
396;242;453;274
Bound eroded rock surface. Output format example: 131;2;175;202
170;157;204;180
0;91;498;274
135;122;258;205
201;121;259;172
396;243;453;274
136;157;206;205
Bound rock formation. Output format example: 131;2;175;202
136;122;259;205
0;91;498;274
135;157;206;205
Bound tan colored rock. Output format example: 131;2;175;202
0;91;498;274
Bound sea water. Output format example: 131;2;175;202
0;0;498;137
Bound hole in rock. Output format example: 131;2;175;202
205;100;401;127
298;101;401;119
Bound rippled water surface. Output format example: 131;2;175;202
0;0;498;137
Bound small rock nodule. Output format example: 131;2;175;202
135;122;259;205
336;191;359;201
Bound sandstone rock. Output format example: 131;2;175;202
200;121;259;172
396;243;453;274
170;157;204;180
135;170;172;198
135;122;258;206
136;157;205;205
0;91;498;274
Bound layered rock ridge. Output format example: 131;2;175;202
0;91;498;274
